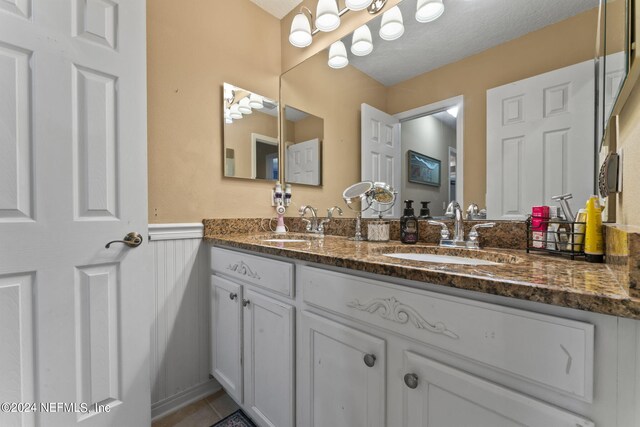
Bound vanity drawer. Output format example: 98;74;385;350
212;247;294;298
300;266;594;402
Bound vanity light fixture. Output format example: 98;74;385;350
328;40;349;68
229;104;243;120
351;24;373;56
289;9;313;47
249;93;264;109
289;0;387;48
416;0;444;23
379;5;404;41
238;97;252;114
316;0;341;32
345;0;374;11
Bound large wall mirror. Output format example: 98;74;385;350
223;83;279;181
281;0;605;220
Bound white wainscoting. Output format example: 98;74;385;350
149;224;220;420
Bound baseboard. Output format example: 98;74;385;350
151;379;221;421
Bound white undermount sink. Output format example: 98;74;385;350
383;252;502;266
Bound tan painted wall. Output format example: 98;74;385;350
147;0;281;223
281;53;387;216
387;7;599;208
617;82;640;227
224;111;278;179
293;115;324;143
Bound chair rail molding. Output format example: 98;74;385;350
149;223;204;241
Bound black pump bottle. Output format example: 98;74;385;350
401;200;419;244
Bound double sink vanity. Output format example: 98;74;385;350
205;225;640;427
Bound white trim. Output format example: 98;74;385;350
151;379;221;421
395;95;465;209
149;223;204;241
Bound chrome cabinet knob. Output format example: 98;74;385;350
229;293;238;301
404;373;419;389
105;232;143;249
363;354;376;367
242;299;250;307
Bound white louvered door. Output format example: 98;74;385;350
486;60;594;220
0;1;150;426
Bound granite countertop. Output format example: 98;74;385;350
204;232;640;320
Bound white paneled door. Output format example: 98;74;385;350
0;1;150;427
361;103;401;218
486;60;594;220
286;138;321;186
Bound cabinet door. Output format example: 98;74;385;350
211;275;243;402
243;290;294;427
299;311;386;427
401;351;594;427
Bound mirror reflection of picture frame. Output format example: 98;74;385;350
408;150;441;187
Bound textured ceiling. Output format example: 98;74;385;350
249;0;302;19
346;0;599;86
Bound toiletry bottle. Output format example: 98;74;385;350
531;206;549;249
419;201;431;219
584;196;604;263
284;184;292;206
401;200;419;244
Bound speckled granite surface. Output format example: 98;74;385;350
605;224;640;293
204;230;640;319
204;218;527;249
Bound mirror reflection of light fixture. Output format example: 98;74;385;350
249;93;264;109
379;5;404;41
229;104;243;119
289;10;313;47
328;40;349;68
351;24;373;56
345;0;373;11
447;106;459;118
316;0;340;32
416;0;444;23
238;97;252;114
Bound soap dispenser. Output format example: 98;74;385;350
401;200;419;244
419;201;431;219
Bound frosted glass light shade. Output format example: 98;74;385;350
316;0;340;32
416;0;444;23
229;104;243;119
380;6;404;41
289;12;312;47
225;117;233;124
238;98;252;114
345;0;373;11
249;93;264;109
328;41;348;69
351;25;373;56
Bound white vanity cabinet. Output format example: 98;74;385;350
298;311;386;427
210;248;295;427
401;351;594;427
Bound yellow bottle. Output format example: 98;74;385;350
584;196;604;263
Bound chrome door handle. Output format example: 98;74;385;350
105;232;143;249
363;354;376;367
404;373;419;389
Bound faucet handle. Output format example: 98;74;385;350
428;220;450;240
327;206;343;219
468;222;496;242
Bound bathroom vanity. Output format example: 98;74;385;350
205;233;640;427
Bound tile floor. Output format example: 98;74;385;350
152;390;240;427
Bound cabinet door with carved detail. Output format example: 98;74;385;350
211;275;243;402
298;311;386;427
401;350;594;427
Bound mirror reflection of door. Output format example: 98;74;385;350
252;134;279;180
284;106;324;186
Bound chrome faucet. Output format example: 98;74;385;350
445;201;465;243
428;201;496;248
319;206;343;232
299;205;319;233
